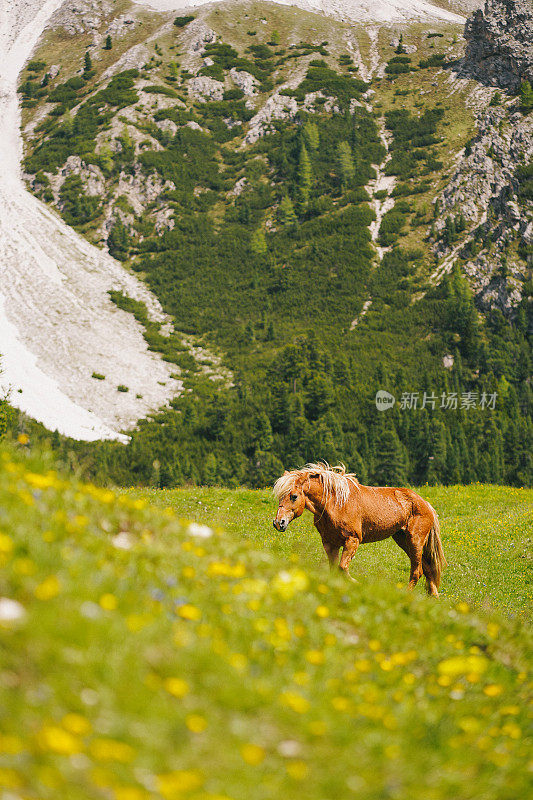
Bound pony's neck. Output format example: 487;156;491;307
304;476;328;517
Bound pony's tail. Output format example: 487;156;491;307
423;508;447;593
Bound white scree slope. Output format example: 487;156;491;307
134;0;465;24
0;0;180;442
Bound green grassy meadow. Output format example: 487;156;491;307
129;483;533;618
0;444;531;800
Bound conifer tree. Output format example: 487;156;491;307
519;80;533;112
297;142;312;209
373;427;408;486
83;51;92;75
337;141;354;189
250;228;267;255
279;195;297;227
303;122;319;150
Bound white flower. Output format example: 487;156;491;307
112;532;133;550
277;740;302;758
187;523;213;539
0;597;26;623
80;602;101;619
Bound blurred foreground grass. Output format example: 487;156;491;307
0;444;531;800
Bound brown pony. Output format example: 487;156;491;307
273;463;446;596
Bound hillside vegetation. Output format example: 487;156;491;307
0;444;531;800
15;2;532;489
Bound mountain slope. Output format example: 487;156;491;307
8;0;533;487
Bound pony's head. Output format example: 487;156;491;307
272;462;357;532
272;471;307;531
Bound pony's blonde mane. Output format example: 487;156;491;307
273;462;358;507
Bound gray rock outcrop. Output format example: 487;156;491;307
463;0;533;90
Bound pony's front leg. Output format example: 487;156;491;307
339;537;359;582
323;542;341;570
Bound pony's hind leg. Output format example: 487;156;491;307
422;556;439;597
393;527;424;590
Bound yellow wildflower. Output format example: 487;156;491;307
62;713;91;736
279;691;310;714
286;760;308;780
305;650;325;665
437;655;488;677
459;717;481;734
185;714;207;733
34;576;61;601
315;605;329;618
157;770;204;798
99;593;118;610
25;472;55;489
37;725;81;755
164;677;189;698
332;696;351;712
501;722;521;739
228;653;248;671
240;743;266;765
178;604;201;621
182;566;196;579
0;767;22;788
483;684;503;697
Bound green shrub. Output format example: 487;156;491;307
59;175;101;226
174;15;194;27
26;60;46;72
224;88;245;101
419;53;446;69
143;84;179;97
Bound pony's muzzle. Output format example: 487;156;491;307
273;518;287;532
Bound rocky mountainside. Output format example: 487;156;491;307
464;0;533;89
6;0;532;487
435;0;533;312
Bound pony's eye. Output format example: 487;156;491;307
290;494;298;502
